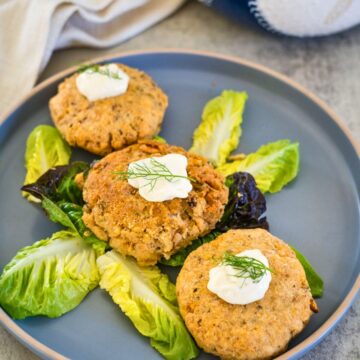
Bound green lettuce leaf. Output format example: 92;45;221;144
41;198;108;255
217;139;300;193
51;162;88;205
153;135;167;143
190;90;248;166
0;230;101;319
21;163;107;254
23;125;71;201
97;251;199;360
291;246;324;298
22;162;89;206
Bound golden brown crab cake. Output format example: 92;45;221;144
176;229;317;360
49;64;168;156
82;140;228;265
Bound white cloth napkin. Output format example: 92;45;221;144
250;0;360;36
0;0;185;118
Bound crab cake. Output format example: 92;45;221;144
176;229;317;360
49;64;168;155
82;140;228;265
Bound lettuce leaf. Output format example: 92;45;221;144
21;164;108;254
217;140;300;193
97;251;199;360
23;125;71;202
216;172;268;232
153;135;167;143
42;199;108;255
291;246;324;298
0;230;101;319
190;90;248;166
22;162;89;205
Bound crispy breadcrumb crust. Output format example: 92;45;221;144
176;229;317;360
82;140;228;265
49;64;168;155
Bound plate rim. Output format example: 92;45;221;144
0;48;359;360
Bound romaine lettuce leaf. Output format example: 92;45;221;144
217;139;300;193
0;230;101;319
190;90;248;166
291;246;324;298
97;251;199;360
23;125;71;201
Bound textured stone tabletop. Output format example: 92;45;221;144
1;1;359;359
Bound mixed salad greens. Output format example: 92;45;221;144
23;125;71;202
22;162;108;254
0;89;324;359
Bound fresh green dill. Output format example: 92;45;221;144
222;252;272;283
114;158;195;191
77;63;122;80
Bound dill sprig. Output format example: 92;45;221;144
114;158;195;191
78;63;122;80
222;252;272;283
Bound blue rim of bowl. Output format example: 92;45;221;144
0;49;359;360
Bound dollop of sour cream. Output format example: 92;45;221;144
127;154;192;202
76;63;129;101
207;249;272;305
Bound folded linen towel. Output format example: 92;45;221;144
0;0;185;118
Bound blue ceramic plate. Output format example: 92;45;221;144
0;50;359;360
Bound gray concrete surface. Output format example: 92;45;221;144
1;1;359;359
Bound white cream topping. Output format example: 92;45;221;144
127;154;192;202
76;63;129;101
207;249;272;305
